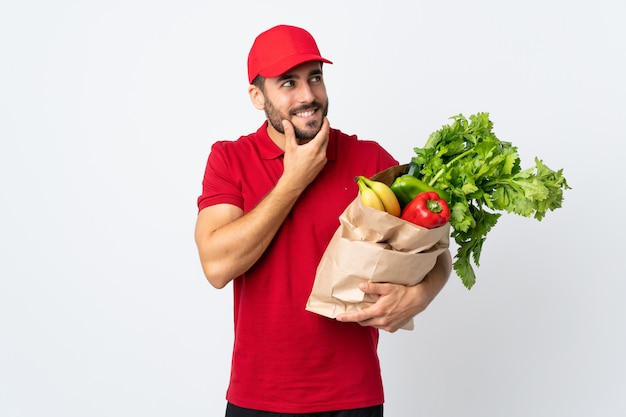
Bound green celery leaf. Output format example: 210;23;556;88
409;112;570;289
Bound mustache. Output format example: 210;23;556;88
291;103;322;114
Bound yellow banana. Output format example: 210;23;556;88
356;176;385;211
360;176;402;217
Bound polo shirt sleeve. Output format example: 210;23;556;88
197;141;243;212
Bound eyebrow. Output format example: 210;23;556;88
277;68;323;82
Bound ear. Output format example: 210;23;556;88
248;85;265;110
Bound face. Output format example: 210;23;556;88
257;61;329;142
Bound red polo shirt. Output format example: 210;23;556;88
198;122;398;413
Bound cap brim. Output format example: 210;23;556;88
258;54;333;79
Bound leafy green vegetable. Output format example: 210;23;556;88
411;112;570;289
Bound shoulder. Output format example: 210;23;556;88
332;128;387;151
331;127;398;165
210;130;258;153
207;124;272;163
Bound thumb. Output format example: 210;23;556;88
282;119;297;149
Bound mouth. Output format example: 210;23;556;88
293;107;317;119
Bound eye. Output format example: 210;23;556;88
310;75;322;83
281;80;294;88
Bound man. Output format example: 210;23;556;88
195;24;452;417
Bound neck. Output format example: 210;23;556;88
266;122;287;150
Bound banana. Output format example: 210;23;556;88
356;176;385;211
359;176;402;217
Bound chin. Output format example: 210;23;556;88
295;129;319;142
294;120;322;140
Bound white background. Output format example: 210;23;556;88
1;1;625;416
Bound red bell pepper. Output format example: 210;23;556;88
400;191;450;229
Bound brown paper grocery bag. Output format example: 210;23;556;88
305;166;450;330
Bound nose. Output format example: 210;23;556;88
296;83;315;103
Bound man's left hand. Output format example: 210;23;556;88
336;251;452;332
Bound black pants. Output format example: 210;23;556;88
225;402;384;417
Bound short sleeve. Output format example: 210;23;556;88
197;141;244;212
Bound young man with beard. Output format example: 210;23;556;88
194;25;452;417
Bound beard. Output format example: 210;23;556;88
264;99;329;141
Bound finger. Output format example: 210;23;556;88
313;117;330;149
335;283;380;323
282;119;297;148
336;310;370;324
338;308;400;332
318;117;330;139
336;302;378;324
358;281;389;296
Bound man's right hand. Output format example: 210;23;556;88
280;118;329;192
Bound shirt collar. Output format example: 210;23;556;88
256;121;337;161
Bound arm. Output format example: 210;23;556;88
194;119;329;289
336;249;452;332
